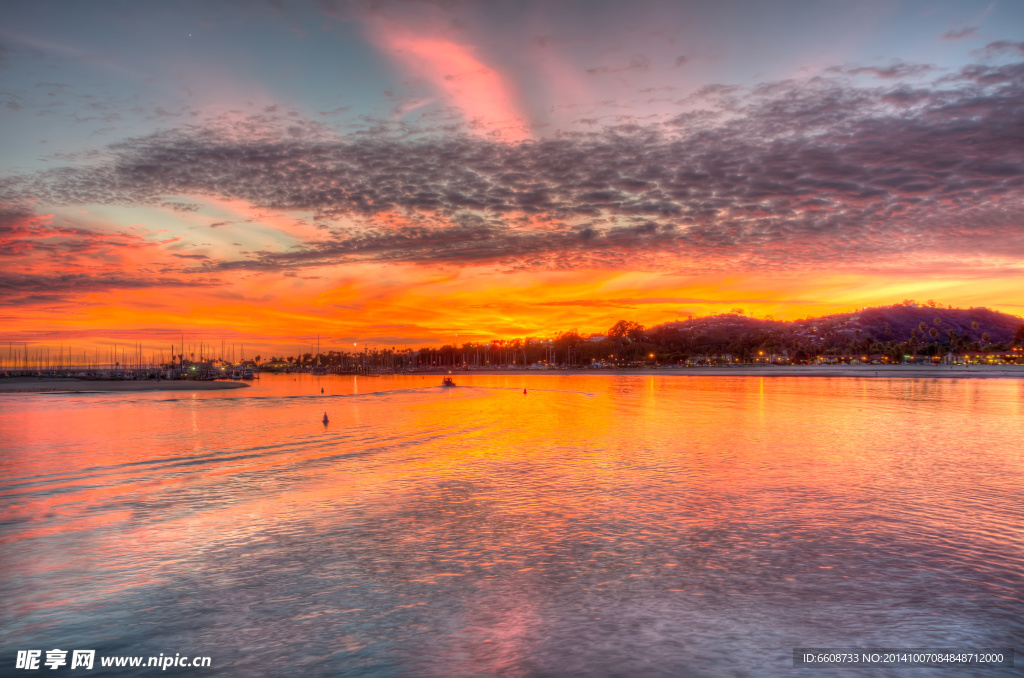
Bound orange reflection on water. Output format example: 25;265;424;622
1;374;1022;674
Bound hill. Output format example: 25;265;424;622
791;305;1021;344
645;304;1023;361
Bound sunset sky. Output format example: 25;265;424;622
2;0;1022;355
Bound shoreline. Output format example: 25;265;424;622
398;365;1024;380
3;365;1021;393
0;378;251;394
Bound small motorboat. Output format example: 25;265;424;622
441;377;456;387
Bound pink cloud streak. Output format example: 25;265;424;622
367;22;531;142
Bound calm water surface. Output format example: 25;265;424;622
1;374;1022;676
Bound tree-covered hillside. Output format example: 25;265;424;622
270;304;1023;369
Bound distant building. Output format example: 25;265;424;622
262;360;291;372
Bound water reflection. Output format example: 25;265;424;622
1;374;1022;676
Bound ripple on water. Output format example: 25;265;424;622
1;374;1022;676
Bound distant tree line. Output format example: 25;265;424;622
263;305;1023;369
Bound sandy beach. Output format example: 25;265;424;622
0;378;251;394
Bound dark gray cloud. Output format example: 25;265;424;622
972;40;1024;59
203;219;679;272
0;203;212;305
825;59;939;79
0;203;174;257
4;58;1024;275
0;272;219;307
587;54;652;75
941;27;977;41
